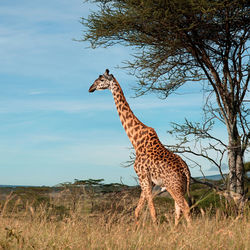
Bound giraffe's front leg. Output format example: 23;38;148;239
140;178;157;224
134;159;157;224
135;187;157;224
135;191;146;223
145;188;157;224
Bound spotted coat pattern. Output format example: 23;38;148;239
89;70;191;225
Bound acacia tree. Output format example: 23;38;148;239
81;0;249;199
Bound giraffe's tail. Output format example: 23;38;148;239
185;168;192;207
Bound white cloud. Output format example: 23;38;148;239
28;90;48;96
0;93;203;115
0;0;89;24
0;0;134;84
0;1;88;79
131;95;203;110
0;99;114;114
208;163;228;173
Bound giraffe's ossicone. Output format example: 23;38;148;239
89;69;191;226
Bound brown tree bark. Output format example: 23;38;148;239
227;125;245;196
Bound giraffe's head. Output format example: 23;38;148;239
89;69;115;93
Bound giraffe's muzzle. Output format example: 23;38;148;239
89;83;96;93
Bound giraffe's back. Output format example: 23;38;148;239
135;127;190;193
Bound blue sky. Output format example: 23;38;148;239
0;0;244;186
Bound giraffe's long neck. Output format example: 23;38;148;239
111;79;147;149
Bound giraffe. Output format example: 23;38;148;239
89;69;191;226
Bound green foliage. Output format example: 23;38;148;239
60;178;129;193
82;0;249;96
73;178;104;186
245;162;250;172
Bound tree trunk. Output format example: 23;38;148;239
227;126;245;196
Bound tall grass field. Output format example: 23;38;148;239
0;183;249;249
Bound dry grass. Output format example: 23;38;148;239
0;190;249;250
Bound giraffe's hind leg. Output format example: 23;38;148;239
179;198;191;226
174;202;182;226
167;189;191;226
